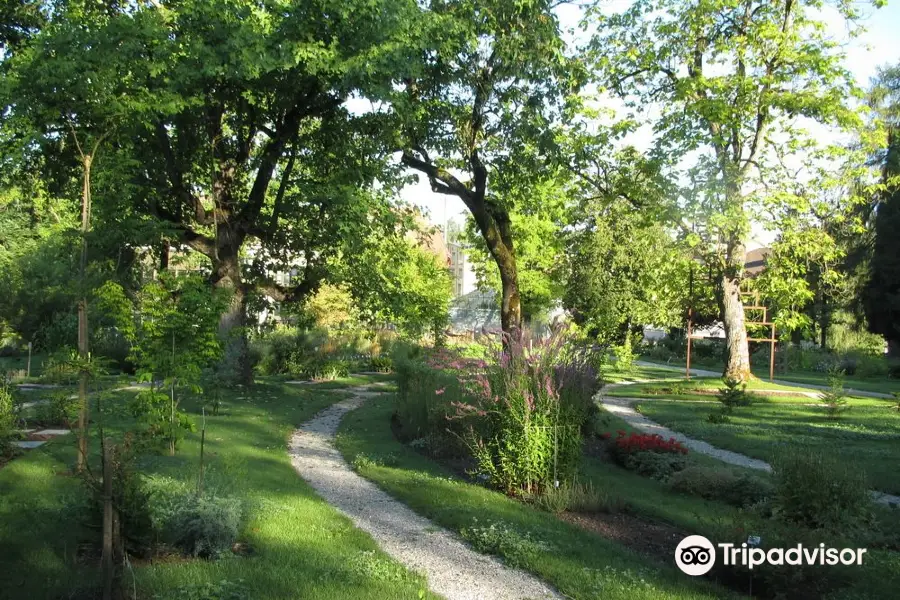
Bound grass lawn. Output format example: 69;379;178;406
637;357;900;395
636;399;900;495
1;353;49;378
335;392;729;600
604;376;890;405
604;365;687;384
0;374;437;600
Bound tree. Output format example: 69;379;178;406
2;0;420;384
865;64;900;354
588;0;869;380
462;176;567;324
393;0;575;340
341;215;453;339
97;274;226;455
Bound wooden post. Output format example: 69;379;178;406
770;323;776;383
26;342;32;378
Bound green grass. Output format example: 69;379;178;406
638;357;900;395
1;353;49;378
604;365;685;384
605;376;889;405
0;375;436;600
335;392;730;600
636;399;900;495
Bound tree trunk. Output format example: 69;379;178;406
76;155;92;472
721;271;751;382
498;262;522;341
101;442;114;600
214;254;252;385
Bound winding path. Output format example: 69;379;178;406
597;381;900;507
288;385;560;600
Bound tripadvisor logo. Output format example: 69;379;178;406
675;535;868;576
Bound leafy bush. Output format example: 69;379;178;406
612;330;637;373
622;451;687;481
706;410;730;424
771;449;871;531
460;518;553;568
36;390;78;426
40;350;80;384
370;355;393;373
716;378;755;412
821;367;850;419
154;580;250;600
0;378;18;454
151;487;243;558
456;334;594;494
668;465;774;507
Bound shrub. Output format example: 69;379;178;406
458;333;590;494
716;378;755;412
609;431;689;458
706;410;730;424
622;451;687;481
460;518;553;568
612;331;637;373
606;431;688;480
161;492;243;558
40;351;80;385
370;355;393;373
154;580;250;600
0;378;17;454
36;390;78;426
821;367;850;419
668;465;774;507
771;449;872;531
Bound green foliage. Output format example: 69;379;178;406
39;350;80;385
96;274;225;453
342;232;453;339
459;336;596;495
716;378;755;413
164;494;243;559
532;480;625;515
0;378;17;453
145;475;244;559
370;355;393;373
667;466;774;508
772;449;872;531
621;451;687;482
865;64;900;349
35;391;78;427
565;205;688;346
822;368;850;419
460;519;553;569
153;580;251;600
612;331;637;374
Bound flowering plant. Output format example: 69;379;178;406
609;431;689;456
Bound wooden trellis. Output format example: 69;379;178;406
686;291;777;382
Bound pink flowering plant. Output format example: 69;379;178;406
394;329;601;494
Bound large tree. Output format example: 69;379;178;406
3;0;418;382
393;0;576;339
588;0;869;380
865;64;900;354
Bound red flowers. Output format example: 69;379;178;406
608;431;688;456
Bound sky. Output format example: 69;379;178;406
400;0;900;240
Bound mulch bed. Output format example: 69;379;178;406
559;511;687;564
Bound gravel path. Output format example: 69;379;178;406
288;386;560;600
597;382;900;507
